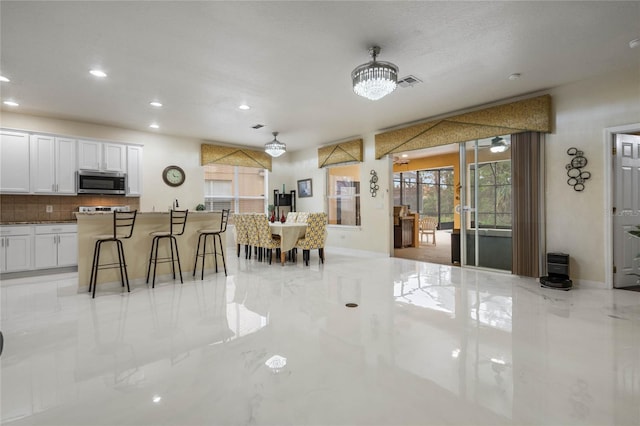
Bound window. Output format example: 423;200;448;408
327;164;360;226
203;164;267;214
469;161;511;228
393;168;455;229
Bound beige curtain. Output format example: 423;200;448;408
511;132;543;277
201;144;272;171
318;138;363;168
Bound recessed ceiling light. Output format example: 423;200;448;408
89;69;107;78
238;104;250;110
401;154;409;158
630;38;640;49
149;101;163;107
508;73;521;81
0;75;9;83
149;123;159;129
3;100;19;107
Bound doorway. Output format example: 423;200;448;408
613;132;640;289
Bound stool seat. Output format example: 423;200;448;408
193;209;229;279
146;209;188;288
89;210;137;298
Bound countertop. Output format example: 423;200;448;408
74;210;220;216
1;220;77;225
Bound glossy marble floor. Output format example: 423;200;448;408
1;248;639;426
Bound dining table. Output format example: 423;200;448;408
269;222;308;265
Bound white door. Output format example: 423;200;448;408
613;133;640;288
30;134;56;193
0;130;30;192
34;234;58;269
57;233;78;266
55;137;77;194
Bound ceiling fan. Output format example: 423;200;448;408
393;155;410;165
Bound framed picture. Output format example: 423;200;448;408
297;178;313;198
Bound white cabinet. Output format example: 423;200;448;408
30;134;77;194
126;145;143;196
0;226;33;272
34;224;77;269
78;140;126;172
0;130;30;193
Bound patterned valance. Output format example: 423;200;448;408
318;138;363;168
201;144;272;171
375;95;552;159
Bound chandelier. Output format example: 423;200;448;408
351;46;398;101
264;132;286;157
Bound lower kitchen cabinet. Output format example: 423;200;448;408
0;226;33;272
34;224;78;269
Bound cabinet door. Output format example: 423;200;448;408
34;234;57;269
1;130;30;193
30;134;56;193
5;234;32;272
126;145;142;196
55;137;77;194
78;140;102;170
103;143;126;172
57;233;77;267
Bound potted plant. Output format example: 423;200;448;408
268;204;275;222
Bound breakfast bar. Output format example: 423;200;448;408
75;211;225;293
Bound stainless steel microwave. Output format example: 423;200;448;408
77;170;127;195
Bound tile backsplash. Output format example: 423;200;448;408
0;195;140;223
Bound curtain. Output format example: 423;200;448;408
511;132;544;277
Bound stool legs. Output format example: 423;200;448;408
89;239;131;299
193;232;228;279
147;236;184;288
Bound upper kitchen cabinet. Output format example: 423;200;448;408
0;130;30;193
30;134;77;194
78;140;126;172
126;145;143;196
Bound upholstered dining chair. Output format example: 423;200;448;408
233;213;250;258
295;212;309;223
247;214;261;260
295;212;327;266
286;211;298;223
254;214;281;264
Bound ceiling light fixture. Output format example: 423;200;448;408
3;100;19;107
89;69;107;78
149;123;159;129
238;104;250;110
149;101;163;107
508;73;521;80
490;136;508;153
351;46;398;101
264;131;286;157
629;38;640;49
0;75;9;82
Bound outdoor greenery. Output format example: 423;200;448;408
470;161;512;228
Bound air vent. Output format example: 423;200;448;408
252;124;264;129
398;75;422;88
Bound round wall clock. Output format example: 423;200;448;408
162;165;185;187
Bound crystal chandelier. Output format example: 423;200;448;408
351;46;398;101
264;132;286;157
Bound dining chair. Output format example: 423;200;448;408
295;212;327;266
295;212;309;223
146;209;188;288
193;209;229;279
255;214;281;264
88;210;137;298
233;213;251;259
286;211;298;223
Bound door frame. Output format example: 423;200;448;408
604;123;640;289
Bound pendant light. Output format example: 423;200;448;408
264;132;286;157
351;46;399;101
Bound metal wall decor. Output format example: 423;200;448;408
369;170;379;197
566;147;591;191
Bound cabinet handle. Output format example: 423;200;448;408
52;184;55;192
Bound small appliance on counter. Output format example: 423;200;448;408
78;206;130;213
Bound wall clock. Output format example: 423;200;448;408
162;165;185;187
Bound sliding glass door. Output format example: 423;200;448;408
460;138;513;271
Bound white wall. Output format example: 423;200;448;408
545;66;640;287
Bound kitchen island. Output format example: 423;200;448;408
75;211;226;293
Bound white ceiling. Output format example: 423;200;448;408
1;1;639;154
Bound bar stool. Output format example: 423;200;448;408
193;209;230;279
89;210;137;299
146;209;188;288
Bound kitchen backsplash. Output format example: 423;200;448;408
0;195;140;223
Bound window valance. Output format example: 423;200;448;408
201;144;272;171
318;138;363;168
375;95;552;159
